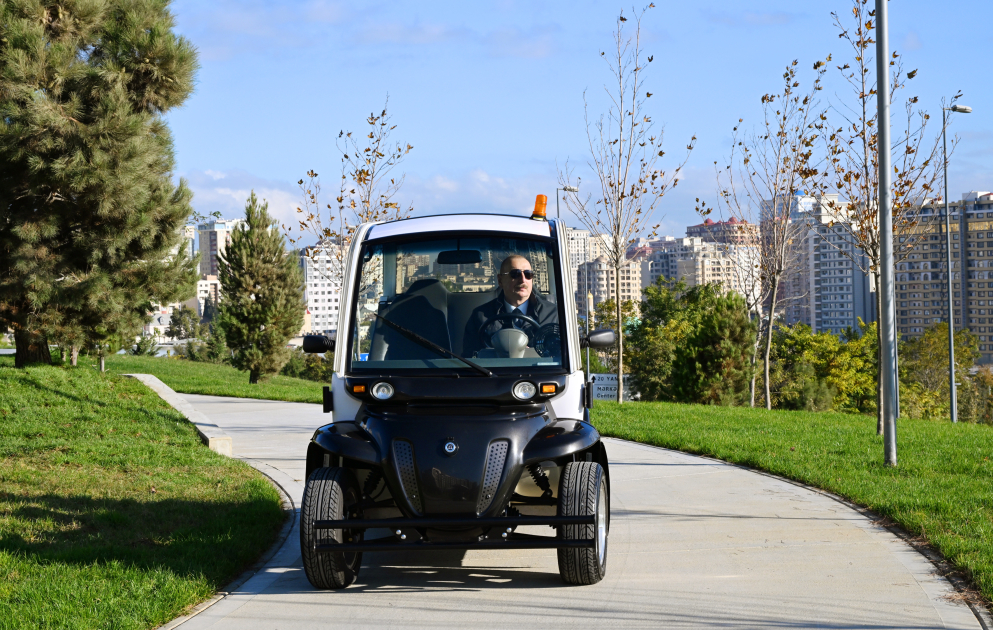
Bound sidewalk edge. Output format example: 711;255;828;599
124;373;233;456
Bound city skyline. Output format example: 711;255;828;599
166;0;991;240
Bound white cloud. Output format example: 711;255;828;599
902;31;923;51
183;169;301;227
172;0;349;60
182;164;719;247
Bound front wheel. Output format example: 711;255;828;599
300;467;362;589
557;461;608;585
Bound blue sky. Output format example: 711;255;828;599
166;0;992;239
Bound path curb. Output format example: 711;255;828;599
155;462;297;630
125;382;299;630
124;374;233;456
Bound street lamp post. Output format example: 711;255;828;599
942;102;972;424
556;186;579;219
876;0;898;466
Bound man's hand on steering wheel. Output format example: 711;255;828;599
477;311;540;350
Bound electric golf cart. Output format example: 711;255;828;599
299;196;615;588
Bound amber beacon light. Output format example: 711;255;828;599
531;194;548;221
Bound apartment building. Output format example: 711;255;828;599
197;219;245;276
576;255;643;320
192;275;222;317
760;193;875;336
565;227;590;300
805;224;876;335
685;217;759;244
895;191;993;363
181;225;196;260
300;246;344;335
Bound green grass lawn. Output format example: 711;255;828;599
0;361;286;630
592;401;993;604
100;354;322;404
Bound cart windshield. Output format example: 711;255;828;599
348;235;565;373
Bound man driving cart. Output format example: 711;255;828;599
298;197;617;589
462;254;559;359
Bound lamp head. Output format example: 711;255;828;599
950;104;973;114
562;185;579;193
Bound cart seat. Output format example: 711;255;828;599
447;289;500;356
369;279;452;360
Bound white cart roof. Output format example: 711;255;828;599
365;214;554;241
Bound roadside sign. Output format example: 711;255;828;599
590;373;638;402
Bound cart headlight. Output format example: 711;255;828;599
512;381;536;400
371;382;394;400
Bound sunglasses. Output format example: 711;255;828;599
501;269;533;280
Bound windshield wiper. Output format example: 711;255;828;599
373;313;493;377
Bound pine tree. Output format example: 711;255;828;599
204;322;228;364
0;0;199;368
218;193;304;384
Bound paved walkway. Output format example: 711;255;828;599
165;393;984;630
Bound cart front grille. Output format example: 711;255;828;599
476;440;509;514
392;440;422;514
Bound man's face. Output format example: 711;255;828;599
499;258;533;306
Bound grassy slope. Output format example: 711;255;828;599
592;401;993;603
0;360;286;630
101;354;322;404
26;357;991;605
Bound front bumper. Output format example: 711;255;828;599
313;514;595;553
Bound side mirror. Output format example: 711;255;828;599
582;328;616;349
303;334;335;354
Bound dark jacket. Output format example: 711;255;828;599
461;290;558;358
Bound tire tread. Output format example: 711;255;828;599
300;467;362;589
557;461;607;585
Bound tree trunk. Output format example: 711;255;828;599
14;328;52;368
749;325;761;408
99;354;105;373
250;370;260;385
71;346;79;367
764;277;780;410
615;264;624;404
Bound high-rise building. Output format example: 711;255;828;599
178;225;196;260
779;194;876;336
197;219;245;277
896;191;993;363
300;246;344;335
565;227;590;301
576;255;643;320
638;237;759;301
192;275;222;317
686;217;759;244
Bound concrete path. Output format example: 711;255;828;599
165;393;985;630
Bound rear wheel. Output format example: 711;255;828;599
300;467;363;589
557;461;608;585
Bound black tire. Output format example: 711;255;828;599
557;461;608;585
300;467;363;589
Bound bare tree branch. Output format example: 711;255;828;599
558;5;695;404
283;96;414;289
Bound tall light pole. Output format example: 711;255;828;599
556;186;579;219
876;0;898;466
942;102;972;423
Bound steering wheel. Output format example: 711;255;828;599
477;311;541;351
534;324;561;358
